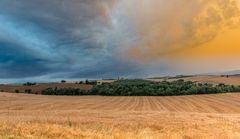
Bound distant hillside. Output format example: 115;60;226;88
0;83;92;94
148;75;240;86
205;70;240;76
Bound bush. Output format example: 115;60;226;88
24;89;32;94
41;88;87;96
85;80;97;85
23;82;36;86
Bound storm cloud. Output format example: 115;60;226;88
0;0;144;81
0;0;240;82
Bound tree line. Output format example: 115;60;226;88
38;79;240;96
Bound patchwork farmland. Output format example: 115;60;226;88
0;83;92;94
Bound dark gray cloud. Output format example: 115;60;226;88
0;0;145;82
0;0;114;49
0;40;52;78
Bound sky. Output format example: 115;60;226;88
0;0;240;83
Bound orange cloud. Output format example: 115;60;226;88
125;0;240;61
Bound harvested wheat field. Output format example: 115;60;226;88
0;93;240;139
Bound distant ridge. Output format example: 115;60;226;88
149;70;240;79
203;70;240;76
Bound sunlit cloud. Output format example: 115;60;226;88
0;0;240;82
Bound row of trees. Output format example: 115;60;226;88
23;82;37;86
61;80;97;85
18;79;240;96
90;79;240;96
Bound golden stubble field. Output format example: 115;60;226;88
0;92;240;139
